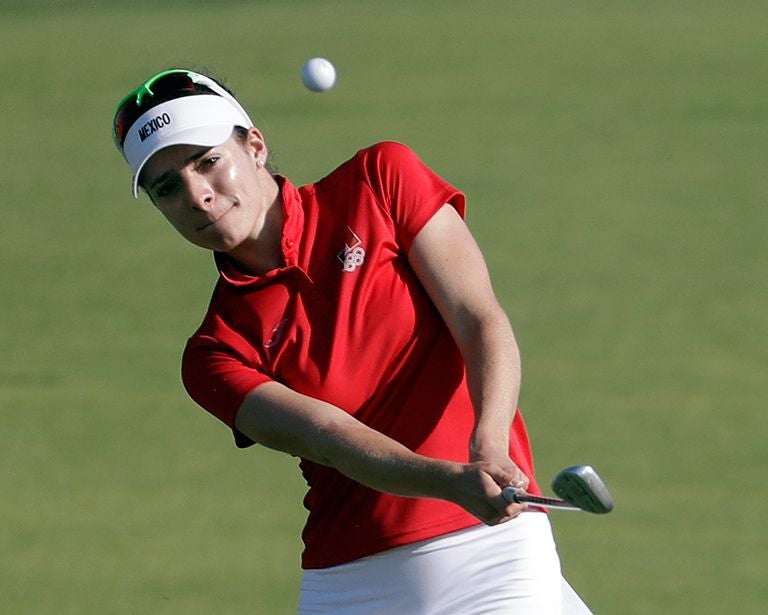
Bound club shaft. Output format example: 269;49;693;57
502;487;582;512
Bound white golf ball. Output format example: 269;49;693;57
301;57;337;92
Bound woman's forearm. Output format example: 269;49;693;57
236;382;460;498
461;306;522;457
234;381;523;523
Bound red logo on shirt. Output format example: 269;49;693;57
337;227;366;272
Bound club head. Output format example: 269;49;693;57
551;465;614;514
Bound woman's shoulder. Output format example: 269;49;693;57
353;140;419;165
307;141;412;187
357;140;412;155
351;140;428;183
306;141;436;206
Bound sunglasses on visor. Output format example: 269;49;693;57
112;69;243;148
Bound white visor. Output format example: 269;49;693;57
122;94;253;198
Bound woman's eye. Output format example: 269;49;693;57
155;181;177;198
202;156;220;169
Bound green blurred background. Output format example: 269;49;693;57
1;1;765;613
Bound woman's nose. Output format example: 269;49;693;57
184;175;215;210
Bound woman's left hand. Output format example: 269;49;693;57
469;447;530;493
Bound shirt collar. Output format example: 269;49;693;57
213;174;305;287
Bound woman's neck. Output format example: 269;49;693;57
227;183;285;276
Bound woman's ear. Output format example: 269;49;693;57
244;127;268;167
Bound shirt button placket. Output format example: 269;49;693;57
283;238;296;266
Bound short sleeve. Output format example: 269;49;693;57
358;142;466;252
182;334;272;447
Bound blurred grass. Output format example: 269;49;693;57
1;1;766;613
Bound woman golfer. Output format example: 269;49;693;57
113;68;588;614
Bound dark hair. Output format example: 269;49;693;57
232;125;249;142
159;70;275;172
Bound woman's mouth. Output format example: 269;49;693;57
196;205;234;231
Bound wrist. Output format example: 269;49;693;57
414;459;466;501
469;429;510;460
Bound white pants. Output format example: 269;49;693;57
299;512;592;614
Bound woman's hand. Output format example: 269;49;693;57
446;460;529;525
469;444;530;492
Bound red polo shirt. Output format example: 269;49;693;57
182;141;540;568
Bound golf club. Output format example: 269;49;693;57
502;465;614;514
